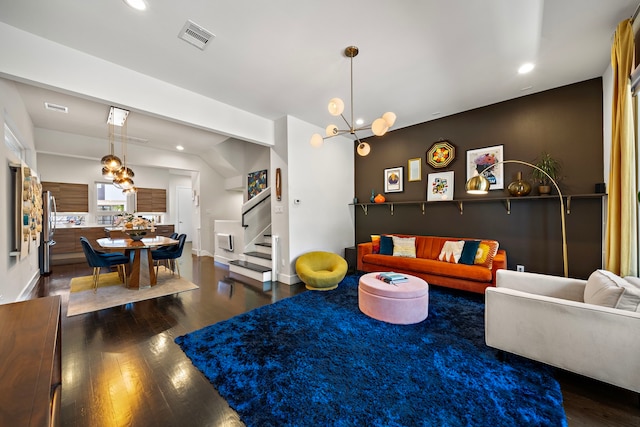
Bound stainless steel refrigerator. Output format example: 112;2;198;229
39;191;57;275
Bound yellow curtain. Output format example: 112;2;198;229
606;19;638;276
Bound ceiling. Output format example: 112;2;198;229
0;0;637;156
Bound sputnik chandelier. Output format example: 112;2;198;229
101;106;137;194
310;46;396;156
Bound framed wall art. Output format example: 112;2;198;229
384;166;404;193
427;171;454;201
427;140;456;168
466;145;504;190
247;169;267;199
408;158;421;182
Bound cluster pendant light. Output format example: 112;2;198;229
101;107;137;194
310;46;396;156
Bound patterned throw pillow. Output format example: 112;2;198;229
459;240;481;265
371;235;381;254
474;240;499;269
438;240;465;263
379;235;394;255
392;236;416;258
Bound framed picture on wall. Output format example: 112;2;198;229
247;169;267;199
466;145;504;190
427;171;454;201
426;140;456;168
408;158;421;182
384;167;404;193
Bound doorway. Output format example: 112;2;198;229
177;186;194;242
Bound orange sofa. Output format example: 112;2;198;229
357;235;507;294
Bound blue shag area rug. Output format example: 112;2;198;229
175;275;567;426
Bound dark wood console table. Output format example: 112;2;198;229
0;296;62;426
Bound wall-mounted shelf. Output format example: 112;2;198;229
350;193;606;216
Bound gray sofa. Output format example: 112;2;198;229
485;269;640;393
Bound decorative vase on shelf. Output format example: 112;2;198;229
370;190;376;203
374;194;386;203
538;185;551;195
507;171;531;197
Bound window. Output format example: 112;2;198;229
4;123;25;162
96;182;130;225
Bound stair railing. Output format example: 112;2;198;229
241;187;271;228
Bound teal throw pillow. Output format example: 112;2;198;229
459;240;481;265
379;235;394;255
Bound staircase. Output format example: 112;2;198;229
229;235;273;290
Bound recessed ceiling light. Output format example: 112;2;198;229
355;118;364;126
518;63;535;74
432;112;441;116
123;0;147;11
176;145;184;151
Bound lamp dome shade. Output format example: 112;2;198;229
115;166;135;180
101;154;122;171
357;142;371;156
115;177;134;190
327;98;345;116
325;124;338;137
465;175;491;194
102;166;116;180
382;112;396;127
310;133;324;147
371;118;389;136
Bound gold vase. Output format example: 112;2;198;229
507;171;531;197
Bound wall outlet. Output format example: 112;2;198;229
516;265;525;272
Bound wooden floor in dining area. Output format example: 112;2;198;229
38;248;640;427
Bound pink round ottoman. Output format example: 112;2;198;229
358;272;429;324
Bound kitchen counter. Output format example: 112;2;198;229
51;224;175;265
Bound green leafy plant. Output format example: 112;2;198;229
531;152;562;186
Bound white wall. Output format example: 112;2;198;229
0;79;40;303
281;115;355;282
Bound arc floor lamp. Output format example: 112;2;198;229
465;159;568;277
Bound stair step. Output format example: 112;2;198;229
244;251;271;260
228;260;271;273
256;242;272;248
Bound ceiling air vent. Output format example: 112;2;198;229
178;20;214;50
44;102;68;113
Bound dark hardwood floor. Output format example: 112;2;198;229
37;250;640;426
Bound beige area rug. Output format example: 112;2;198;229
69;272;125;292
67;268;199;317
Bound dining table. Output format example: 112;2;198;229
96;236;179;289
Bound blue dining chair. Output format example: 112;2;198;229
79;237;129;292
157;232;179;250
152;234;186;278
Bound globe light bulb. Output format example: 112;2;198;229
357;142;371;156
382;112;396;127
310;133;324;147
327;98;345;116
371;118;389;136
326;124;338;137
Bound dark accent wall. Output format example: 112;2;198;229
355;78;604;279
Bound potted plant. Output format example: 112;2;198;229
531;152;562;195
